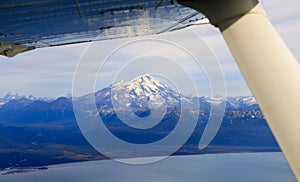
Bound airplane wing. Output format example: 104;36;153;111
0;0;206;57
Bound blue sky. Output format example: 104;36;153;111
0;0;299;98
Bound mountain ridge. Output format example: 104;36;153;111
0;75;277;170
0;74;258;110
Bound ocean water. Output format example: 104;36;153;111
0;152;296;182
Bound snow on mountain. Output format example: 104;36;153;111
0;92;51;105
3;91;23;101
227;96;257;109
227;96;256;106
95;74;259;112
64;93;72;99
0;101;5;106
93;75;201;120
102;74;194;110
128;74;172;96
0;92;23;106
111;74;176;96
0;76;258;110
204;96;226;105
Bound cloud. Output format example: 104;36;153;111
0;0;299;97
0;43;88;97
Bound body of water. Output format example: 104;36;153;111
0;152;296;182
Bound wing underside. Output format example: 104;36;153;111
0;0;206;57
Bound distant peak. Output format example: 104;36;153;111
109;74;174;98
0;92;52;103
3;91;22;100
5;91;19;96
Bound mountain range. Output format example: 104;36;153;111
0;75;278;170
0;75;257;110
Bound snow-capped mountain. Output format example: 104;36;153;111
227;96;258;109
0;92;23;106
94;74;197;113
0;92;51;106
0;76;272;171
95;75;259;112
3;91;23;100
0;75;258;111
112;74;184;104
